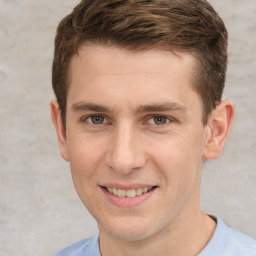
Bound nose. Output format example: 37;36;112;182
105;122;146;175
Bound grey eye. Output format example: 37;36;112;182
90;116;105;124
153;116;168;125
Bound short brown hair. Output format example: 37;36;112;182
52;0;228;126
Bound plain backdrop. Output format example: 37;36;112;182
0;0;255;255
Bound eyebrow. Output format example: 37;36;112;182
136;103;187;113
71;102;186;114
72;102;112;113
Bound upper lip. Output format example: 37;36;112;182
100;183;157;190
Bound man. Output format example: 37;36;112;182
51;0;256;255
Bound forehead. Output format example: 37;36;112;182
71;44;196;77
67;44;201;112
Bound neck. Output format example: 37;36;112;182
99;210;216;256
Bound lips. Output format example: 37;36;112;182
100;185;157;207
105;187;154;198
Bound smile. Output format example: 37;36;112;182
105;187;154;198
101;185;158;207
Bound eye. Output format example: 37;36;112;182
148;116;170;125
86;115;106;124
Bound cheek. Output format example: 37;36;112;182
67;134;106;183
67;136;106;211
149;135;203;185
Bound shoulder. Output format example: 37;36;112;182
226;226;256;255
199;216;256;256
53;233;100;256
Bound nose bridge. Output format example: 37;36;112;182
106;121;145;174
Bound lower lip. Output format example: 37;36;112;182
101;187;157;208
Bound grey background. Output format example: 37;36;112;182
0;0;255;255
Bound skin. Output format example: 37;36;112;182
51;44;234;256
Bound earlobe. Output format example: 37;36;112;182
203;100;234;159
51;99;69;161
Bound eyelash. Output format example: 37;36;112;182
80;114;174;127
147;116;172;126
81;115;108;125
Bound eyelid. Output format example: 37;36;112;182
146;115;174;125
80;114;174;126
81;114;109;124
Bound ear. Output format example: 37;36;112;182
203;99;234;159
51;99;69;161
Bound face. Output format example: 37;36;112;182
54;45;212;242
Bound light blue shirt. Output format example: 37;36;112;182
53;216;256;256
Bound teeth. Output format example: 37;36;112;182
107;187;113;193
136;188;143;196
142;187;149;193
126;189;136;198
113;187;118;196
106;187;153;198
118;189;126;197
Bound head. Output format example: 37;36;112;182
51;0;234;248
52;0;228;129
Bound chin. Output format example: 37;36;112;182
108;227;153;242
99;215;163;242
